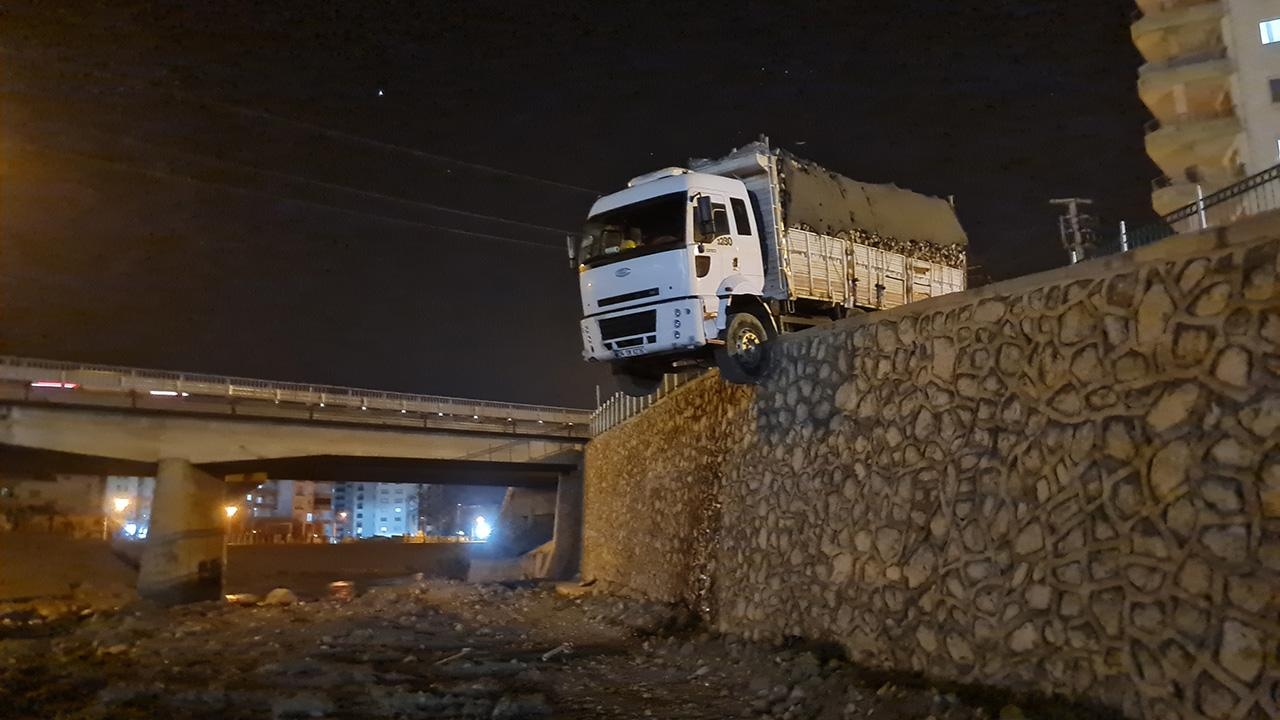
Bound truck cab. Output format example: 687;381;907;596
576;169;770;395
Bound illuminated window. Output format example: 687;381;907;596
1261;18;1280;44
305;512;313;522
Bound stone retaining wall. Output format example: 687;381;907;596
583;214;1280;720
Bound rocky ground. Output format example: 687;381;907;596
0;580;1120;720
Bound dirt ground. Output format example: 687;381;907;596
0;579;1122;720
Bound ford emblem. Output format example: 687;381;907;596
615;267;632;278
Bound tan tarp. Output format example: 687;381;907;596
779;154;968;247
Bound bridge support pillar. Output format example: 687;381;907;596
546;466;583;580
138;458;224;604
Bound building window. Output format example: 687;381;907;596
1262;18;1280;45
305;512;313;522
1270;79;1280;103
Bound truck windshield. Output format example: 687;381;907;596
581;192;687;266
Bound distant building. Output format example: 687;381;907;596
333;482;418;539
247;480;335;541
1133;0;1280;214
103;476;156;538
0;475;107;536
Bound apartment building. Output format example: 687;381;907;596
1133;0;1280;213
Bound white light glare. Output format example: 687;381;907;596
473;516;492;541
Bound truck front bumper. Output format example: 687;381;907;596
581;297;712;362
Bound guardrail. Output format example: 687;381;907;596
1108;163;1280;254
0;355;591;428
590;371;701;435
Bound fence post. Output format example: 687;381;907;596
1196;184;1208;229
1119;220;1129;252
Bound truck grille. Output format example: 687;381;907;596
598;288;659;308
598;310;656;341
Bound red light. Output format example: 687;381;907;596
31;381;78;389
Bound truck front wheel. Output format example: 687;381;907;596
715;307;774;384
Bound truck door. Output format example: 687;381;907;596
692;193;734;298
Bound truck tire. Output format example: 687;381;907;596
613;366;663;397
715;307;774;384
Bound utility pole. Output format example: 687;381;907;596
1050;197;1096;264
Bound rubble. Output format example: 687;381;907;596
0;580;1120;719
262;587;300;606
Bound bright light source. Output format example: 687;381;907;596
30;381;78;389
319;402;326;407
438;412;444;416
112;497;131;513
400;409;406;413
149;390;178;397
361;406;367;411
224;505;238;519
123;522;138;536
473;515;492;541
473;415;479;419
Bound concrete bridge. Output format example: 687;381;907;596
0;356;592;602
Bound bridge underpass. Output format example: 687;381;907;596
0;357;592;603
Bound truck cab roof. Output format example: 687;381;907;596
588;172;745;218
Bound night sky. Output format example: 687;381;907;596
0;1;1156;408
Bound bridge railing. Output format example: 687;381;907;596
0;356;591;428
590;371;701;435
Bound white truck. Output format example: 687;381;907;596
572;139;968;395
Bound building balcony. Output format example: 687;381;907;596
1150;169;1243;215
1134;0;1216;15
1144;114;1243;177
1132;1;1225;64
1138;50;1232;120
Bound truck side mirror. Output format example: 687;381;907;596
695;196;714;236
566;235;577;269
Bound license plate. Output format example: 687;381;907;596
615;347;647;358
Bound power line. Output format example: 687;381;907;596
0;49;604;197
188;95;604;196
96;129;577;236
11;142;567;253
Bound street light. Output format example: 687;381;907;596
112;497;131;513
224;505;239;519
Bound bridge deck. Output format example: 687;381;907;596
0;356;592;440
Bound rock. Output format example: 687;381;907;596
998;704;1026;719
1146;384;1199;433
1012;523;1044;555
1192;282;1231;317
271;692;334;719
1136;282;1174;345
1214;347;1251;387
1149;441;1192;501
1201;526;1248;563
262;588;299;606
1219;621;1264;683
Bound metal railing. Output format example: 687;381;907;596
589;371;701;435
0;355;592;428
1108;163;1280;254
